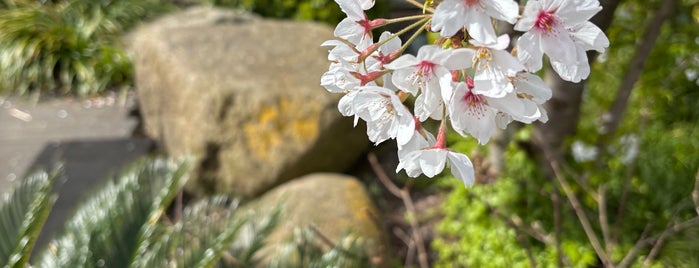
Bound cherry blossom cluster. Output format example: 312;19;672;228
321;0;609;186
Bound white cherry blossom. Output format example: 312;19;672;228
448;80;543;144
515;0;609;81
338;86;415;145
397;127;475;186
431;0;519;44
333;0;385;44
384;45;472;120
366;31;402;72
470;35;525;98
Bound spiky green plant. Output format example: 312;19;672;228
0;0;170;96
0;170;56;268
1;157;372;267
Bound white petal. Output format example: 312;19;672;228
483;0;519;24
540;26;578;65
447;152;475;186
571;21;609;53
384;54;418;70
514;72;551;103
335;0;365;20
431;0;466;37
334;18;365;43
517;32;544;72
550;46;590;82
419;149;447;177
514;0;542;31
557;0;602;26
391;68;420;95
466;10;498;45
442;48;476;70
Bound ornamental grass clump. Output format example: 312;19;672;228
0;0;167;96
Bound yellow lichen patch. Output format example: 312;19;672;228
243;98;320;160
342;179;382;239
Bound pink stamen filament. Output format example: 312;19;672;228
535;10;557;32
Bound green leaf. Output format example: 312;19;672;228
0;170;57;268
35;157;190;267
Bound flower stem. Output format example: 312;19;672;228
384;14;430;25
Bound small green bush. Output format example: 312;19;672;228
0;0;169;96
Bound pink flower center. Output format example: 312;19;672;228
463;89;487;118
464;0;479;6
416;61;436;77
534;10;557;32
410;61;436;87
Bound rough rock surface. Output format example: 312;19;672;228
240;173;388;264
130;7;369;198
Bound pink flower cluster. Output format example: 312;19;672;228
321;0;609;186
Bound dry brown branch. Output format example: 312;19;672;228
551;180;564;267
368;152;430;268
538;137;612;266
642;217;699;267
598;185;612;256
692;168;699;216
617;224;652;268
368;152;403;198
467;191;554;245
515;229;538;268
400;188;430;268
616;215;699;267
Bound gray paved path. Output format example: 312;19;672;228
0;92;153;253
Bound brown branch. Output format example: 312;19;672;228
598;185;612;257
693;168;699;216
551;180;564;267
643;217;699;267
597;0;676;148
617;224;653;268
538;137;612;266
515;232;538;268
617;215;699;266
400;189;430;268
468;192;555;245
368;153;429;268
368;152;403;198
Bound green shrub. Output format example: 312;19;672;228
432;0;699;266
0;0;169;96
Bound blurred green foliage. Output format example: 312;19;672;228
0;0;385;96
1;157;373;267
433;0;699;266
0;0;170;96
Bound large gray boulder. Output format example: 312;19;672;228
239;173;388;265
130;7;369;199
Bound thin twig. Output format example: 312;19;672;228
692;168;699;216
368;152;402;198
598;185;612;257
469;192;554;245
401;189;430;268
515;231;538;268
642;217;699;267
368;153;430;268
394;227;417;267
538;138;612;266
617;223;653;268
552;180;564;267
